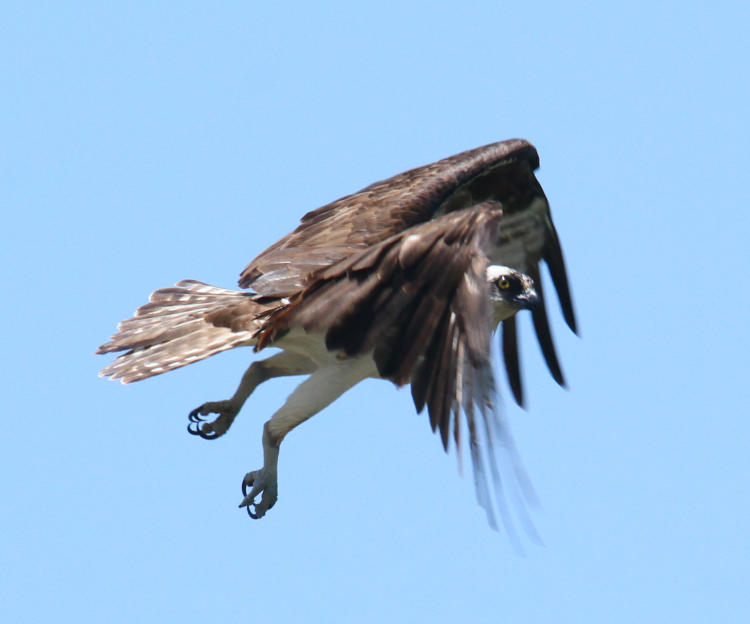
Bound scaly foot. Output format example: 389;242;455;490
187;400;238;440
239;468;278;519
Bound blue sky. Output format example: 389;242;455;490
2;2;749;622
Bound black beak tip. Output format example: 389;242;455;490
524;291;540;311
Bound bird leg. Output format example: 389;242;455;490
238;357;375;518
240;421;280;518
187;351;316;440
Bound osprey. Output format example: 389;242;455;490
98;139;577;532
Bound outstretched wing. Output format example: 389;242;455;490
241;139;576;407
261;204;536;535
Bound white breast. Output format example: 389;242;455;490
274;327;378;378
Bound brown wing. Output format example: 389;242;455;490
240;139;539;294
243;139;576;407
260;204;536;534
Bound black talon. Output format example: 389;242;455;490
187;419;218;439
187;405;225;440
247;506;259;519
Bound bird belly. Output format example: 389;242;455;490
274;327;378;376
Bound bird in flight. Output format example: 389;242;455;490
97;139;577;534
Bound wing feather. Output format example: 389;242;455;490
543;223;578;333
263;204;535;533
241;139;576;409
528;263;565;386
501;316;524;406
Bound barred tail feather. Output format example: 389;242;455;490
97;280;263;383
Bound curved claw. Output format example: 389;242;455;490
186;405;225;440
245;499;275;519
242;477;260;518
242;475;252;498
187;422;220;440
188;408;206;424
187;421;218;439
239;471;277;519
186;402;235;441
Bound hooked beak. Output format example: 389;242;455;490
518;289;539;311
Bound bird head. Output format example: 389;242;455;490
486;265;539;324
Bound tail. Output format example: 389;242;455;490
97;280;271;383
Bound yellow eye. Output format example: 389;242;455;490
498;277;510;289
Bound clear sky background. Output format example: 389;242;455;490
2;2;748;623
